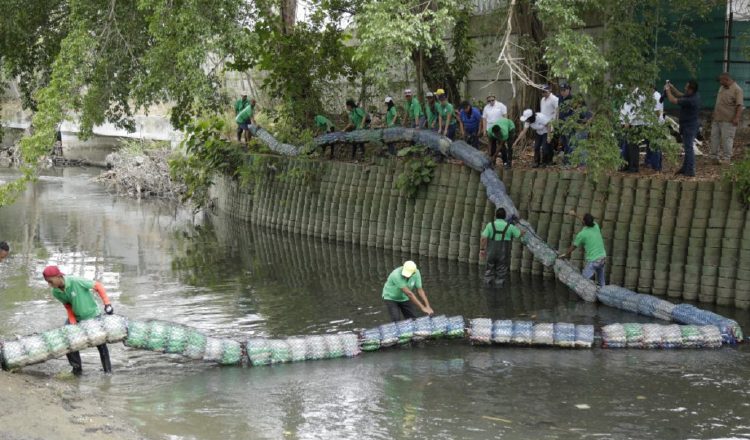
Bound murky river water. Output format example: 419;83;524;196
0;167;749;440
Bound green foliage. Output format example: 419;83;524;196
723;152;750;207
395;145;436;199
169;117;246;209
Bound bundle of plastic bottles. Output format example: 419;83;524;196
480;169;519;221
360;315;465;352
520;231;559;267
248;125;300;156
601;323;723;349
468;318;594;348
312;128;453;156
124;320;242;365
448;141;491;172
552;259;598;302
1;315;128;370
245;333;360;366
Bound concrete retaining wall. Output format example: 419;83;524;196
211;157;750;309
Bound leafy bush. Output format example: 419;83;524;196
395;145;436;199
723;151;750;207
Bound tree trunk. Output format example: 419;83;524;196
510;0;548;117
411;47;462;104
280;0;296;34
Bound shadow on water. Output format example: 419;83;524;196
2;168;750;440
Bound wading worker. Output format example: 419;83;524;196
382;260;434;322
43;266;115;375
480;208;524;286
0;241;9;262
559;212;607;287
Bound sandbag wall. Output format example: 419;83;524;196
212;160;750;309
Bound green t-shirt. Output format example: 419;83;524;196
52;276;101;321
573;223;607;262
436;102;457;126
234;98;249;115
481;219;521;241
314;115;334;131
488;118;516;140
235;104;254;124
386;106;398;127
403;98;424;124
425;103;438;128
382;267;423;302
349;107;365;129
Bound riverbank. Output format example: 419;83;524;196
0;372;141;439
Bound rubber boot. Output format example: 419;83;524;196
67;351;83;376
97;344;112;374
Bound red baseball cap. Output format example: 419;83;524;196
42;266;64;278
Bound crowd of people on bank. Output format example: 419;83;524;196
235;73;744;174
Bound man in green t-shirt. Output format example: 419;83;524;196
235;98;256;144
234;92;250;142
343;98;368;159
488;118;516;169
436;90;457;139
402;89;425;129
560;212;607;287
424;92;438;131
384;96;399;155
314;114;335;135
43;265;115;375
479;207;524;286
382;260;434;322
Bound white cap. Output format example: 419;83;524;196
241;91;248;96
520;109;534;122
425;91;434;98
404;88;413;96
384;96;393;103
401;260;418;278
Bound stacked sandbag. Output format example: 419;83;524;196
601;323;726;349
124;320;237;365
1;315;129;370
552;259;598;302
670;304;743;344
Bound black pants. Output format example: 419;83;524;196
484;240;511;286
533;133;551;165
65;319;112;374
384;300;418;322
499;131;515;166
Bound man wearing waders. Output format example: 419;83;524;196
43;266;115;375
382;260;434;322
479;208;523;286
559;212;607;287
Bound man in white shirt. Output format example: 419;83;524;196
512;109;552;167
619;88;648;173
540;85;559;121
480;94;507;160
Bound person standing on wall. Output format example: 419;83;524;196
479;208;524;287
382;260;434;322
402;89;425;129
42;266;115;375
710;72;744;164
480;94;508;156
487;117;516;168
424;92;439;131
619;88;648;173
436;89;457;140
540;85;559;152
235;98;255;145
234;92;250;142
458;100;482;149
664;79;700;177
343;98;367;160
558;83;575;165
559;212;607;287
384;96;400;155
513;109;552;168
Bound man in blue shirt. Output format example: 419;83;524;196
458;100;482;148
665;80;700;176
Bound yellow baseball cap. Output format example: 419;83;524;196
435;88;446;95
401;260;418;278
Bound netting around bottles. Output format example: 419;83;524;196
361;328;381;352
552;259;598;302
601;323;724;349
395;319;415;344
448;141;491;171
473;319;593;348
446;316;465;338
413;316;433;341
379;323;399;347
670;304;743;344
480;169;519;220
469;318;493;344
521;232;558;267
249;126;300;156
1;315;130;370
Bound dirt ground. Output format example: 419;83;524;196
0;372;142;440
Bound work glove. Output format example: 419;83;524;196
104;304;114;315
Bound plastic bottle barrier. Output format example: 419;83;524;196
601;323;723;349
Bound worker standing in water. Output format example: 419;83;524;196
43;266;115;375
479;208;524;286
382;260;434;322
